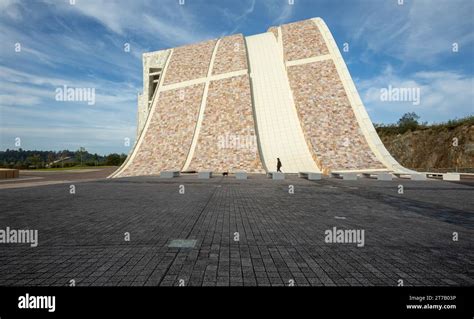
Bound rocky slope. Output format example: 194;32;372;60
378;122;474;172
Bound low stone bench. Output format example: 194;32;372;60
377;173;393;181
410;173;427;180
394;173;427;180
298;172;322;180
160;170;180;179
267;172;285;180
198;171;212;179
235;171;247;180
443;173;460;181
427;173;443;179
331;172;357;180
362;172;393;181
0;169;19;179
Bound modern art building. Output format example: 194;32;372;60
111;17;413;178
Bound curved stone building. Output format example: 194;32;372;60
111;17;412;178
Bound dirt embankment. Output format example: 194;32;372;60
379;123;474;172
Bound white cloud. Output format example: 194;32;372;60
0;124;135;154
51;0;215;47
347;0;474;63
262;0;294;25
0;94;41;106
0;0;22;20
0;65;139;108
357;66;474;123
221;0;256;34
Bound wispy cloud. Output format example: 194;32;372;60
262;0;295;25
52;0;216;47
345;0;474;64
357;65;474;123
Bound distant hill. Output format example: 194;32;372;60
0;149;126;169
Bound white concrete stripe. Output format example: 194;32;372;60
181;39;221;171
245;33;320;173
277;26;284;60
109;49;175;178
285;54;332;66
210;69;247;82
160;77;206;92
312;18;414;174
159;69;248;92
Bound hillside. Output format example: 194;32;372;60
377;118;474;172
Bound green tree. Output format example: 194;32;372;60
27;154;41;168
397;112;420;133
106;153;121;166
93;153;99;166
76;147;86;166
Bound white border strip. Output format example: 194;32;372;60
277;26;284;60
312;18;414;174
286;54;332;67
211;69;247;82
160;69;248;92
181;39;221;171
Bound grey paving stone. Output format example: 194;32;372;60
0;175;472;286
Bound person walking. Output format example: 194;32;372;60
277;158;282;172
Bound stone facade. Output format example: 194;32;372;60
212;34;247;75
118;84;204;177
137;49;170;135
111;17;407;178
163;40;217;85
281;19;329;61
187;75;264;173
142;49;171;100
287;60;384;171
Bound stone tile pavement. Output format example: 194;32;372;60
0;174;472;286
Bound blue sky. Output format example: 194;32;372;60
1;0;473;155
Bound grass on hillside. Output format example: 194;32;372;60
376;115;474;136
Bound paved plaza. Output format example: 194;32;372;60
0;175;473;286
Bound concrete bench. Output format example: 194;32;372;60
377;173;393;181
427;173;443;179
394;173;427;180
160;170;180;179
235;171;247;180
443;173;460;181
267;172;285;180
298;172;322;180
331;172;357;180
410;173;427;180
362;172;393;181
198;171;212;179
